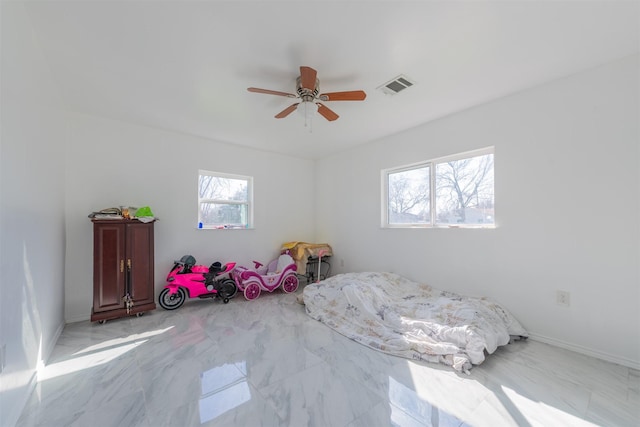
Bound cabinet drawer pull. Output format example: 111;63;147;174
120;260;124;273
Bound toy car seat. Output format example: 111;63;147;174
270;254;294;274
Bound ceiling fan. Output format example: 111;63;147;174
247;66;366;122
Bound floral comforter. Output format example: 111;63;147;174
302;272;528;372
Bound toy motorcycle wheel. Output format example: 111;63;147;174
281;274;299;293
243;282;261;300
219;278;238;301
158;288;186;310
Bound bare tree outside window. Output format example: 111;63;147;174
387;166;430;224
436;153;494;224
383;148;494;227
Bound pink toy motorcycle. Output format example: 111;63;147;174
158;255;238;310
232;254;299;300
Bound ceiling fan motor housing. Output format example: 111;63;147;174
296;76;320;102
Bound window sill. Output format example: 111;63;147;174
382;224;496;229
197;225;254;230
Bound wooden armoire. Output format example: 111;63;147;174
91;219;156;322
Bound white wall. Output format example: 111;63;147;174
0;3;67;426
316;55;640;368
64;114;316;322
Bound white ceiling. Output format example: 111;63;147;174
24;1;639;159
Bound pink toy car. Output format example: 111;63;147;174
232;254;299;300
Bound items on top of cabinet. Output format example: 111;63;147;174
88;206;156;222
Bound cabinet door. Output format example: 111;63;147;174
126;222;155;306
93;223;126;313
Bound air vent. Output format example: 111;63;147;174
377;75;415;95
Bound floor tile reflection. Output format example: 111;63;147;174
16;288;640;427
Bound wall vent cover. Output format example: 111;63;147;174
377;75;416;95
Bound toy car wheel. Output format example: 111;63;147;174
244;282;261;300
159;287;186;310
281;274;299;293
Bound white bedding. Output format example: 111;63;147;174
303;272;528;372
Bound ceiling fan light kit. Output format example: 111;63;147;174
247;66;366;125
297;101;318;130
297;101;318;119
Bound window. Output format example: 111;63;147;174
387;164;431;225
383;147;494;228
198;170;253;229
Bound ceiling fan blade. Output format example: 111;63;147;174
275;103;299;119
319;90;367;101
316;103;339;121
299;66;317;91
248;87;297;98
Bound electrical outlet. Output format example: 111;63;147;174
556;290;570;307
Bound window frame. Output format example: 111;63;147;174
197;170;253;229
382;147;495;229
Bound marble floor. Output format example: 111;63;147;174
17;287;639;427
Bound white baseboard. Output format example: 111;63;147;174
44;321;65;363
528;333;640;371
65;314;90;324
